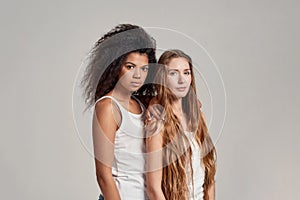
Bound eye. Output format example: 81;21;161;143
184;71;191;75
126;65;135;70
169;71;178;76
141;66;149;72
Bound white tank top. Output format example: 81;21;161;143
185;131;205;200
95;96;148;200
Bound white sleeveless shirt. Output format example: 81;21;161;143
94;96;148;200
185;131;205;200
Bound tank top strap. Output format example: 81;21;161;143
95;95;144;115
94;96;125;130
95;95;122;108
131;95;145;114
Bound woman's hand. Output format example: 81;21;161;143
146;103;165;125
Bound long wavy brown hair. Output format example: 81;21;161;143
152;49;216;200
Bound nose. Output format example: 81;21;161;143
133;67;141;79
178;73;185;84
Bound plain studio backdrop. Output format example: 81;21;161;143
1;0;299;199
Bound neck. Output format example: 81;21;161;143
111;85;132;102
173;97;190;131
173;98;183;116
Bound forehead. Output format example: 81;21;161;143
166;57;190;70
125;52;149;63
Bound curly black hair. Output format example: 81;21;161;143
81;24;157;111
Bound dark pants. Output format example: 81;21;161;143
98;194;104;200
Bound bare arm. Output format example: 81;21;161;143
93;99;121;200
145;120;166;200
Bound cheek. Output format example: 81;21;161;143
166;77;177;89
187;76;192;84
118;71;132;84
118;67;128;79
141;71;148;79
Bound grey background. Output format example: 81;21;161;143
1;0;299;199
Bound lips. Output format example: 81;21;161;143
131;82;142;87
176;87;187;92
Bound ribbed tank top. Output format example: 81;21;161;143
94;96;148;200
185;131;205;200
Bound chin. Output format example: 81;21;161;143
130;87;142;92
175;90;188;97
175;94;187;98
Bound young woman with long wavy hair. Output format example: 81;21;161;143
81;24;156;200
145;49;216;200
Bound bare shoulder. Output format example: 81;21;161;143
95;98;114;113
94;98;121;127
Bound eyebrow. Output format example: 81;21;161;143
125;62;149;67
124;62;136;66
167;69;191;71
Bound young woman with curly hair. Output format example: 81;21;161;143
146;49;216;200
81;24;156;200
